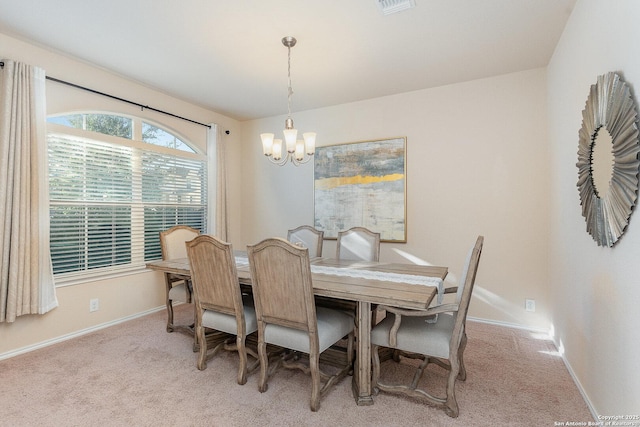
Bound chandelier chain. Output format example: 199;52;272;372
287;44;293;118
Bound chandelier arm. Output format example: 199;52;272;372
291;154;313;166
267;154;291;167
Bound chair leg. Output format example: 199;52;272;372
409;356;430;390
444;356;461;418
371;344;381;395
309;351;321;412
166;299;175;332
257;336;269;393
346;330;354;368
457;333;467;381
196;322;208;370
236;334;248;385
185;279;193;304
192;305;199;352
371;304;378;327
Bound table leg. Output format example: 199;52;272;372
352;300;374;405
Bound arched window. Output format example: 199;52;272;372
47;112;207;282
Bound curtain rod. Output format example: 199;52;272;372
0;61;211;129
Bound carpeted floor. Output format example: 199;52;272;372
0;305;593;426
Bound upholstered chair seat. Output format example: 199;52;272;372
167;282;189;303
263;306;353;354
371;312;455;359
201;296;258;337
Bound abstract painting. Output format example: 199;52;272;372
314;137;406;242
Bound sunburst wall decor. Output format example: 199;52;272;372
577;72;640;247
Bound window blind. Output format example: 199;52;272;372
48;133;207;276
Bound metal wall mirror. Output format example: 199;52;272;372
577;72;640;247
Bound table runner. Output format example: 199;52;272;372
310;264;443;302
311;265;444;322
311;265;443;321
237;255;443;306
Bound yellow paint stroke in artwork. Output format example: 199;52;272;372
315;173;404;190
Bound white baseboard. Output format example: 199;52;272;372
468;315;598;420
0;306;165;361
467;315;550;334
555;339;599;421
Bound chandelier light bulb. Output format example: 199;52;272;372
260;133;274;156
272;139;283;161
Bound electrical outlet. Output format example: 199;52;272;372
89;298;99;312
525;299;535;312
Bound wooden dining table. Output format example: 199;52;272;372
146;253;447;406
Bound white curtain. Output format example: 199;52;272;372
0;59;58;323
207;123;228;241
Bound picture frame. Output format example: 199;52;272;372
314;137;407;242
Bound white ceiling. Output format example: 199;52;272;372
0;0;576;121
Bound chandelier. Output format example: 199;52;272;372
260;36;316;166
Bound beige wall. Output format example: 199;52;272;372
0;32;243;356
240;68;552;331
547;0;640;415
6;3;635;414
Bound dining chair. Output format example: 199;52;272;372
186;235;259;385
247;237;354;412
336;226;380;262
159;225;200;333
370;235;484;418
287;225;324;258
335;226;381;324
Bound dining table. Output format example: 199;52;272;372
146;252;447;406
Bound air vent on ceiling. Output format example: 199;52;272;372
377;0;416;15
